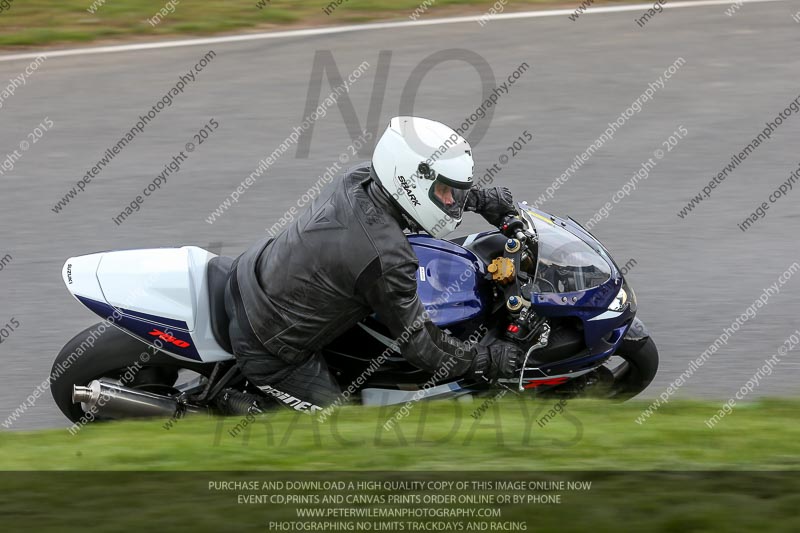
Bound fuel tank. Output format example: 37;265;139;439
408;234;491;329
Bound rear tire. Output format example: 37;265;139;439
51;323;212;423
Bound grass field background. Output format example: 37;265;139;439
2;399;798;530
0;0;624;47
2;398;797;470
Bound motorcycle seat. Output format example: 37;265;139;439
206;255;234;354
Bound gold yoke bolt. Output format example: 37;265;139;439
488;257;515;285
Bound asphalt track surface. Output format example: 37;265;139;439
1;1;799;430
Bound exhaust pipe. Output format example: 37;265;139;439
73;379;203;419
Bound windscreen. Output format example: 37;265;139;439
525;211;612;294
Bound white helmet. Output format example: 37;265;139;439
372;116;474;238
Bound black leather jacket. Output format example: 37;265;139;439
234;163;479;378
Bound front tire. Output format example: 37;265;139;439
51;323;210;423
608;336;659;401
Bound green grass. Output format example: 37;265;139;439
2;398;798;471
2;399;799;531
0;0;623;48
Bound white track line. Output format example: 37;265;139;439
0;0;789;63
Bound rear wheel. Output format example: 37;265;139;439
51;323;213;423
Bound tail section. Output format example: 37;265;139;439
62;247;233;363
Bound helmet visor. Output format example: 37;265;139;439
428;177;470;221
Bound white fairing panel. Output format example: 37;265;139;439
62;253;105;303
62;246;233;363
98;247;202;330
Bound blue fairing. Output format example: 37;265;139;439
522;205;636;372
409;205;636;374
409;234;491;333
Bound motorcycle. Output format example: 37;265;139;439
52;202;658;423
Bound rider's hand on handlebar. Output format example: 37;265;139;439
465;186;516;227
469;340;522;381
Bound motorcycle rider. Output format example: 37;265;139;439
222;116;523;413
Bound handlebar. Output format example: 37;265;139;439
499;214;535;245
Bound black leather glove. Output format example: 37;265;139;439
469;340;521;381
464;186;516;227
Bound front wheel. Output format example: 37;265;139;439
602;336;659;401
51;323;213;423
537;336;659;402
